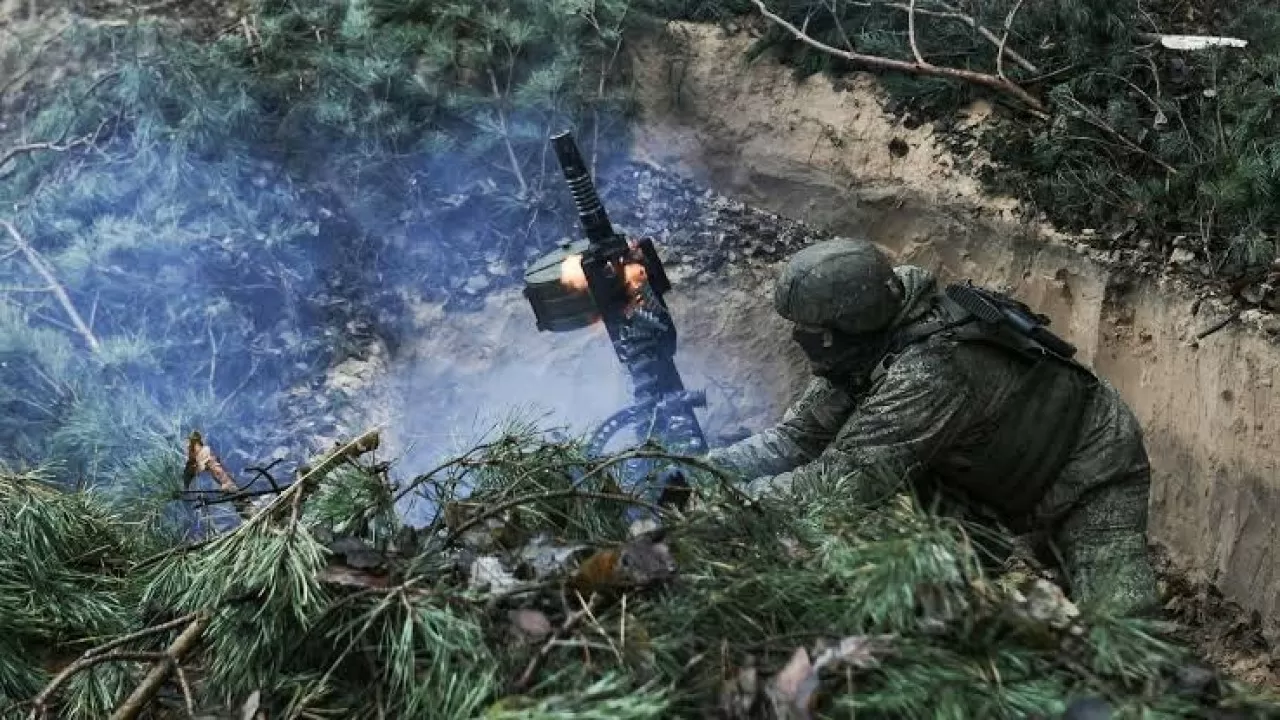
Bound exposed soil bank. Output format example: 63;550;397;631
626;22;1280;643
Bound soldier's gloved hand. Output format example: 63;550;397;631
656;466;686;486
654;466;693;512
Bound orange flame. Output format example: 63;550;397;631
560;253;589;292
559;253;649;300
623;261;648;291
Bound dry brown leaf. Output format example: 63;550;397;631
183;430;238;492
346;430;380;456
766;647;817;720
570;533;676;595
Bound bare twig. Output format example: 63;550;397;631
996;0;1025;80
487;68;529;197
109;612;213;720
823;0;857;52
907;0;926;65
1060;96;1179;174
174;666;196;719
750;0;1046;114
0;220;102;354
443;489;668;547
29;653;167;719
931;0;1038;74
846;0;1039;73
138;429;381;568
391;438;506;503
0;116;111;174
513;593;601;691
85;613;204;659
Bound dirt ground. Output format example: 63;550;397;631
1155;545;1280;690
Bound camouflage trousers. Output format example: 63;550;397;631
1028;469;1160;617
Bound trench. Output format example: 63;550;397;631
350;22;1280;648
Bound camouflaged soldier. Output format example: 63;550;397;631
706;238;1160;615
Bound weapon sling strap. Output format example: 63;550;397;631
868;287;1100;522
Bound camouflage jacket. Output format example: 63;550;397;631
706;266;1150;526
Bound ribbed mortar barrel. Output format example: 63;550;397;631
550;132;617;247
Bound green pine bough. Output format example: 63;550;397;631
677;0;1280;276
2;425;1278;719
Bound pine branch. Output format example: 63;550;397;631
28;653;168;720
751;0;1047;114
0;116;112;175
443;489;669;546
108;611;212;720
0;220;103;355
929;0;1038;74
0;22;71;101
487;68;529;197
1059;95;1179;175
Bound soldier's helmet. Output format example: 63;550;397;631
772;238;904;335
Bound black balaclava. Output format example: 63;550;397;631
791;325;892;386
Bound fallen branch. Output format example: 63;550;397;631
29;653;167;720
844;0;1039;74
109;611;213;720
27;612;207;718
136;428;381;569
0;219;102;354
750;0;1046;114
0;116;112;174
1193;312;1237;342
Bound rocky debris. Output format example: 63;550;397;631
599;165;831;276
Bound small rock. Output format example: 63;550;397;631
508;609;552;643
1173;662;1219;699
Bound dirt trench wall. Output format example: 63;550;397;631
627;23;1280;635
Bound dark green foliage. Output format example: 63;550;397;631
4;431;1277;718
0;469;147;713
0;0;640;495
660;0;1280;275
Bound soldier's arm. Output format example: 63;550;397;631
759;347;976;501
705;376;857;480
